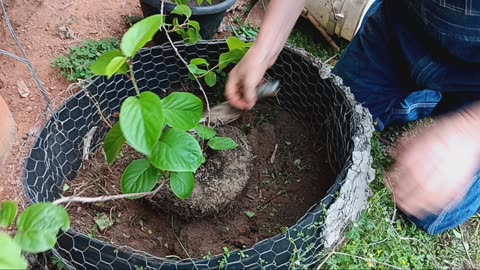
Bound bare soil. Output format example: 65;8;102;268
0;0;140;204
65;104;334;259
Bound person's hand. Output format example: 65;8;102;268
225;47;271;110
386;110;480;219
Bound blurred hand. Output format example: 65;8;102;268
225;47;271;110
386;110;480;219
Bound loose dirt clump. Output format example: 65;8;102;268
65;103;334;259
150;125;254;218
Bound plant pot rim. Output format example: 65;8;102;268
141;0;237;15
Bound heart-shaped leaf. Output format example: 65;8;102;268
121;160;159;194
187;64;207;75
170;172;194;199
0;201;17;228
149;128;203;172
103;122;125;165
14;203;70;253
204;71;217;87
226;37;247;51
121;15;164;57
0;233;27;270
120;91;164;156
219;49;247;70
190;58;208;67
161;92;203;131
195;124;216;140
208;137;238;150
171;4;192;18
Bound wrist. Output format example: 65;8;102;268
248;42;277;70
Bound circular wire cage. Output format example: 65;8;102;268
22;40;374;270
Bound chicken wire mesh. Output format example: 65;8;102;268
22;40;374;269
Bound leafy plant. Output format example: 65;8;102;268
92;5;246;200
175;0;213;6
0;201;70;269
187;37;252;87
51;38;119;81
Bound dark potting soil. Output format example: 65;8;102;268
64;103;334;259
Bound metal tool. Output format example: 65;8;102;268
200;79;280;126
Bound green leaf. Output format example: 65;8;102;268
0;201;17;228
185;28;200;44
170;172;195;199
62;183;70;192
105;56;127;79
196;0;204;6
171;5;192;18
91;49;128;78
190;58;208;67
161;92;203;130
195;124;216;140
120;92;165;156
204;71;217;87
121;15;164;57
14;203;70;253
226;37;247;51
187;64;207;75
104;122;125;165
149;128;203;172
219;49;247;70
121;160;159;194
172;17;180;28
208;137;238;150
0;233;28;270
188;21;201;32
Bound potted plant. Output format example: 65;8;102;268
140;0;237;42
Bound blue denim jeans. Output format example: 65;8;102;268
333;0;480;234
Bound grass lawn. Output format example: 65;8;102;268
287;19;480;269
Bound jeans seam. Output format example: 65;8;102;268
431;0;480;15
422;9;480;41
391;103;438;114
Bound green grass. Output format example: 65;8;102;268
51;38;119;82
284;20;480;269
287;18;348;64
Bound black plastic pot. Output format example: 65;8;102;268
140;0;236;42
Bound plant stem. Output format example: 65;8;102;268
53;180;167;205
129;63;141;96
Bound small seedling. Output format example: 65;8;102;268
94;212;114;231
202;250;213;260
0;201;70;269
51;38;119;81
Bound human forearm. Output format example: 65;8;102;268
250;0;306;69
